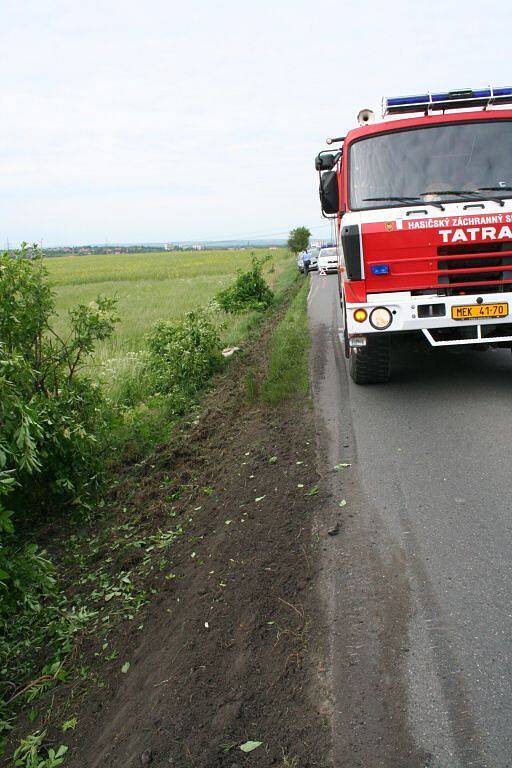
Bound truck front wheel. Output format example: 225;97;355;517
348;334;391;385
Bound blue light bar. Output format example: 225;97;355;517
371;264;389;276
383;86;512;116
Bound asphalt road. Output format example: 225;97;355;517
308;271;512;768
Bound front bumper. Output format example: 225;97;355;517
346;290;512;347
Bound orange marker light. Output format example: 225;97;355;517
354;309;367;323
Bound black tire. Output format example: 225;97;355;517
348;334;391;384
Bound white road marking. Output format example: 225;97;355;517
307;276;318;304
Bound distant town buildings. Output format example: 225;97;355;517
38;242;287;258
165;243;203;251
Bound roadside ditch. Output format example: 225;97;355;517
5;279;333;768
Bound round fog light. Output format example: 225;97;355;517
370;307;392;330
354;308;367;323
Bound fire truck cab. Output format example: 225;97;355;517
316;87;512;384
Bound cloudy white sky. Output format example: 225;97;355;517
2;0;511;246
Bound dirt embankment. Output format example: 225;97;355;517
27;301;332;768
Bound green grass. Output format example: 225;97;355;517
46;249;260;286
45;249;296;401
261;279;310;405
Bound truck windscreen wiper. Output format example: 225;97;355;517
478;186;512;192
363;196;445;210
419;189;505;207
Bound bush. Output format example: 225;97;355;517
216;255;274;314
0;351;55;620
147;310;223;414
0;246;118;617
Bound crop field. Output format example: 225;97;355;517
45;248;295;398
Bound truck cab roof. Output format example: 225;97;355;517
343;108;512;148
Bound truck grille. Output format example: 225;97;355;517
437;242;512;294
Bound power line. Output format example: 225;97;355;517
196;222;331;243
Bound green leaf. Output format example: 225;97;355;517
338;499;347;507
62;717;77;732
306;485;319;496
121;662;131;673
334;463;351;470
240;740;263;753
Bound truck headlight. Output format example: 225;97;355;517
370;307;392;330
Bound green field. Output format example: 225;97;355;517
45;248;296;400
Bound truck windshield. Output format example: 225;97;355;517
349;120;512;210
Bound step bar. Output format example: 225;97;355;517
422;326;512;347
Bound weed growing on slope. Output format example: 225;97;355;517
13;730;68;767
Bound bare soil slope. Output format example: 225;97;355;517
38;311;331;768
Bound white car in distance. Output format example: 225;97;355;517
317;246;338;274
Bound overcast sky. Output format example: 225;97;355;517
2;0;511;246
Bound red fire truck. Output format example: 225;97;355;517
316;87;512;384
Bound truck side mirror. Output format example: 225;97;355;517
315;153;337;171
319;171;339;215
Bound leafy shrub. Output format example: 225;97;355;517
0;251;118;514
216;255;274;314
0;246;118;617
147;310;223;414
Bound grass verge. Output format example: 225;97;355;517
261;279;310;405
